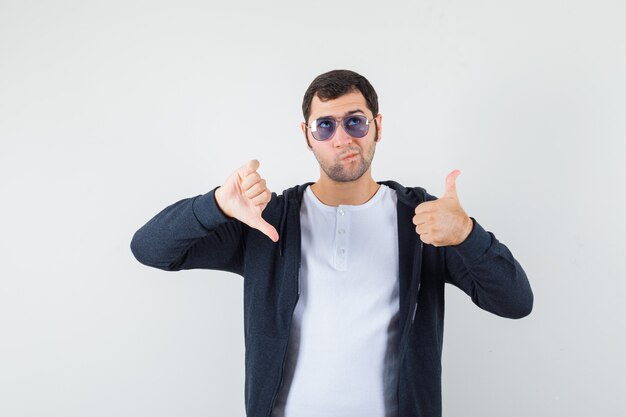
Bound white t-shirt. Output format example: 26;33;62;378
271;184;400;417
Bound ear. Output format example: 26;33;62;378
301;121;313;149
374;114;383;143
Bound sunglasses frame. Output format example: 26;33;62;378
306;114;376;142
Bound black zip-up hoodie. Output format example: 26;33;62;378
130;181;533;417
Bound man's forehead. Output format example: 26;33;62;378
310;91;369;119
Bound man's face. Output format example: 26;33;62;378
300;90;382;183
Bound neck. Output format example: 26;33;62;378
310;169;380;206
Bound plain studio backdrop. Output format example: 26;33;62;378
1;1;624;416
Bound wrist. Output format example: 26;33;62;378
458;216;473;244
213;187;232;218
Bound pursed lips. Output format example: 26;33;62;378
340;151;359;161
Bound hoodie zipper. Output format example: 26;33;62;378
399;241;423;359
396;240;424;412
266;269;300;417
266;201;301;417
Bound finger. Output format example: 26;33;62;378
241;172;262;191
412;214;425;226
413;212;432;226
415;224;428;235
419;232;432;245
244;180;267;199
442;169;461;199
249;216;279;242
414;200;436;215
250;189;271;206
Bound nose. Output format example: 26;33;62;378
332;122;353;147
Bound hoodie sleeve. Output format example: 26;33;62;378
444;218;534;319
130;188;246;275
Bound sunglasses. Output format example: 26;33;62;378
306;114;375;141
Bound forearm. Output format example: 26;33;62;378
445;219;534;319
130;188;244;273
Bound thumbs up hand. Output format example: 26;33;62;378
412;170;473;247
215;160;279;242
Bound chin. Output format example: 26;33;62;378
325;162;370;183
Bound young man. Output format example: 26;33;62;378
131;70;533;417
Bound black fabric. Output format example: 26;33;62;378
131;181;533;417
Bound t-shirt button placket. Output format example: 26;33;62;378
335;207;349;270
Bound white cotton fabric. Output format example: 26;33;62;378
271;184;401;417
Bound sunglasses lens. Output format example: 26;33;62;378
310;115;371;141
312;118;336;141
343;115;369;138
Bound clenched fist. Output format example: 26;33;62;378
214;160;279;242
413;170;473;247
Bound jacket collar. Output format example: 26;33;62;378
281;180;429;206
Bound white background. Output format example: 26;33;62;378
1;1;625;416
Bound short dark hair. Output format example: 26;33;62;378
302;69;379;123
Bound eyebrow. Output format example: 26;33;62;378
317;109;367;119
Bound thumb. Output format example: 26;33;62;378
443;169;461;199
249;215;280;242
